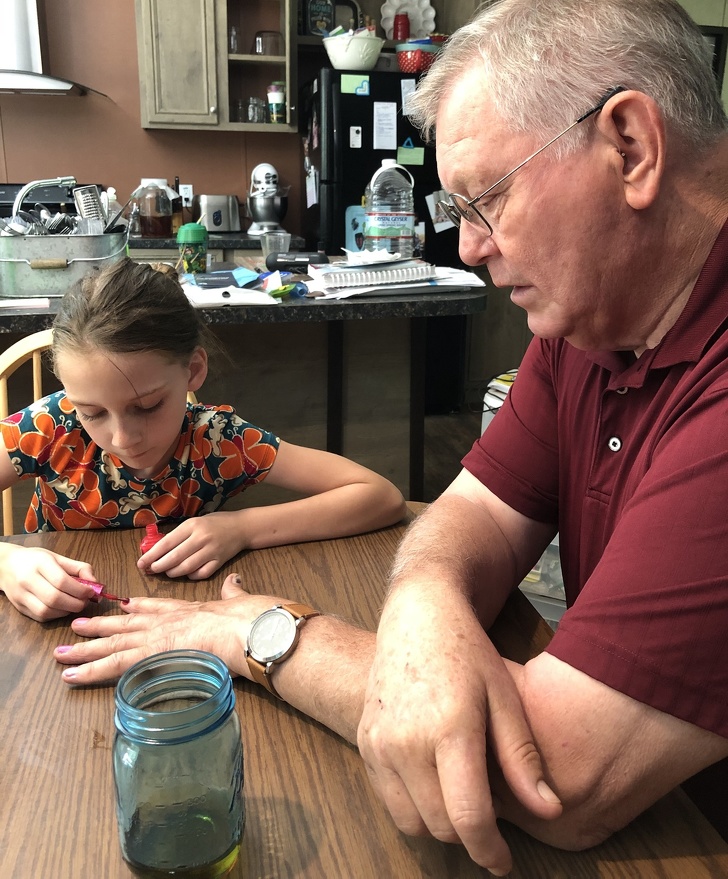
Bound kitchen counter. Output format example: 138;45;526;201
0;288;486;333
128;233;306;250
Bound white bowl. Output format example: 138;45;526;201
323;35;385;71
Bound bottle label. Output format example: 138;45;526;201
364;211;414;238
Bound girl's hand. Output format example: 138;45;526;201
138;512;243;580
0;544;99;622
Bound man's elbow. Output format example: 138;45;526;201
499;784;634;851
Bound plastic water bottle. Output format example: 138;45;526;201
363;159;415;257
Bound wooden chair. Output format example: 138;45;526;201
0;329;54;535
0;329;198;535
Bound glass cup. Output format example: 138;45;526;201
262;230;291;259
252;30;283;55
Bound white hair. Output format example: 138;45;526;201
410;0;727;153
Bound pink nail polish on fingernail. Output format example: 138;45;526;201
62;669;78;681
74;617;90;624
56;645;73;654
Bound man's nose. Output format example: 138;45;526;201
458;221;499;267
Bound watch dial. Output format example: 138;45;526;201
249;609;297;662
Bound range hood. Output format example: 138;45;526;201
0;0;104;96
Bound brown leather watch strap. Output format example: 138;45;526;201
246;603;320;699
282;602;320;621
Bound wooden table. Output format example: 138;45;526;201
1;512;727;878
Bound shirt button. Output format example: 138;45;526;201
616;387;628;395
608;436;622;452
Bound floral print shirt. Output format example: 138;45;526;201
0;391;280;532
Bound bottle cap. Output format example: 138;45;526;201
177;222;208;244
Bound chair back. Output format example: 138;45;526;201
0;329;54;535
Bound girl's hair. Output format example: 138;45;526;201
409;0;727;154
51;257;212;368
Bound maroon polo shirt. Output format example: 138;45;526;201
463;220;728;737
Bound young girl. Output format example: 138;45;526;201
0;258;406;622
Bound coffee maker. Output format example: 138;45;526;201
246;163;289;236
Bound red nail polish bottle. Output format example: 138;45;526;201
140;523;163;554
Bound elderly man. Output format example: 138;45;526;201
53;0;728;875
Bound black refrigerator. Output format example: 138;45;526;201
299;66;469;414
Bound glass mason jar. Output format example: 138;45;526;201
113;650;245;878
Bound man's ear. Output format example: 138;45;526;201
599;90;666;211
187;346;208;392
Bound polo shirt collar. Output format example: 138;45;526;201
586;217;728;382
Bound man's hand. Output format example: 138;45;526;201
0;543;98;621
54;574;279;684
357;589;561;877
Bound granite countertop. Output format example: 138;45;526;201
0;288;487;333
128;233;305;250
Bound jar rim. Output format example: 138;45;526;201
115;649;235;744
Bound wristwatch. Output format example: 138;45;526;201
245;603;321;699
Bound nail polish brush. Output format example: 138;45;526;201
73;576;128;603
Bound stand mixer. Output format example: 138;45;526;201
246;163;290;236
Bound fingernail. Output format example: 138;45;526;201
56;645;73;654
74;617;90;624
233;574;242;585
62;668;78;681
120;598;130;606
537;779;561;804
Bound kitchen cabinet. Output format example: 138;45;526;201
135;0;297;132
678;0;726;26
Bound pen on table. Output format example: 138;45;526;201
73;576;128;603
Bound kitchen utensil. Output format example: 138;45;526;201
0;217;23;236
46;213;76;234
323;34;384;70
191;195;241;232
15;209;48;235
245;189;289;236
103;196;133;233
73;185;105;220
261;230;291;260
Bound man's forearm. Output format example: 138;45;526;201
270;614;375;744
388;492;523;627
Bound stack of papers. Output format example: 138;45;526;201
309;265;486;299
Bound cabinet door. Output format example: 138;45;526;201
135;0;219;128
678;0;726;26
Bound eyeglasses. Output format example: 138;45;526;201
438;86;627;235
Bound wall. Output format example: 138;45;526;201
0;1;303;235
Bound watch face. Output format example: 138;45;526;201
247;607;297;663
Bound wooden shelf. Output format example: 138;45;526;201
229;53;287;63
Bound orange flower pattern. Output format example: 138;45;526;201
0;392;279;532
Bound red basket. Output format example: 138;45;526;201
396;45;440;73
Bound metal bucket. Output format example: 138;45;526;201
0;232;127;298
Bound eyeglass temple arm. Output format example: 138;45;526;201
576;85;627;123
